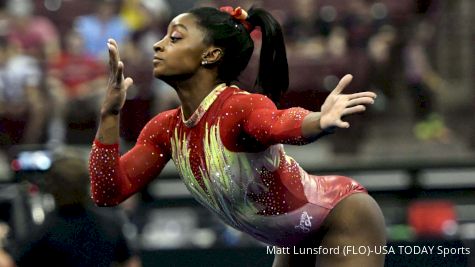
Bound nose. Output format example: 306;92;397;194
153;39;165;52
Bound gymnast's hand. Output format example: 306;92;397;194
319;74;376;130
100;39;134;116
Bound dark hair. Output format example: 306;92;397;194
189;7;289;104
45;148;90;206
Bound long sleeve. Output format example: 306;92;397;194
89;110;175;206
232;93;312;146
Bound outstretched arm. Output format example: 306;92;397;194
241;74;376;146
301;74;376;140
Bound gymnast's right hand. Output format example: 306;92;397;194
101;39;134;116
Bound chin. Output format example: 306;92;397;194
153;72;175;86
153;69;165;78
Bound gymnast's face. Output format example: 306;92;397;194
152;13;208;81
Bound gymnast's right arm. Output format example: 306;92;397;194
90;110;172;206
89;39;171;206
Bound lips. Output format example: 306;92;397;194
153;57;164;64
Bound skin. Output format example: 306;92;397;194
0;249;14;267
96;12;384;267
272;193;386;267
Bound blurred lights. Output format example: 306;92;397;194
442;220;458;236
31;205;45;225
320;5;337;23
12;151;52;172
190;229;217;248
44;0;62;11
371;2;388;20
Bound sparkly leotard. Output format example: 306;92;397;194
89;84;366;246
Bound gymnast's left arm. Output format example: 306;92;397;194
241;74;376;146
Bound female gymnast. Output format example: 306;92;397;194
89;6;386;267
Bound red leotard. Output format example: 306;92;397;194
89;84;366;246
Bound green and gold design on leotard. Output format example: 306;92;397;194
171;119;283;228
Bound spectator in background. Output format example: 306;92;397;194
121;0;171;59
285;0;333;41
47;30;107;144
74;0;130;61
343;0;375;49
367;25;398;111
283;0;329;58
120;0;158;33
11;147;140;267
6;0;60;62
0;36;47;149
403;19;449;141
2;0;61;148
48;30;106;101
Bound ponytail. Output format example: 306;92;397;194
248;8;289;104
189;7;289;104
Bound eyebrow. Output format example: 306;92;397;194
171;23;188;31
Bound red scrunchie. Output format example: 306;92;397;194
219;6;254;32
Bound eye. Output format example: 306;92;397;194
170;36;181;43
170;32;182;43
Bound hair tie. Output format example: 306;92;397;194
219;6;254;32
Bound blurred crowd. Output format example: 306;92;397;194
0;0;178;152
0;0;456;154
0;0;473;264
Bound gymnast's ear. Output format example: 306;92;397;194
201;47;223;65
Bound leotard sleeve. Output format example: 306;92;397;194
89;110;174;206
231;93;313;146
